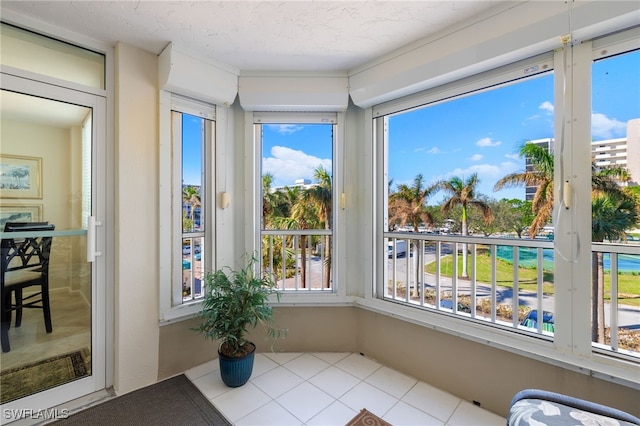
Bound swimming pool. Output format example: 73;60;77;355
495;246;640;273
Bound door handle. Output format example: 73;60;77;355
87;216;103;262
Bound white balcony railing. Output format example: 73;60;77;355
261;229;333;292
259;228;639;357
383;232;640;358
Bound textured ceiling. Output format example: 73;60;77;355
1;0;502;73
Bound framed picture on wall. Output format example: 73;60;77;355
0;154;43;199
0;204;43;230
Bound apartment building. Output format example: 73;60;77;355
527;118;640;200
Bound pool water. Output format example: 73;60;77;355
495;246;640;273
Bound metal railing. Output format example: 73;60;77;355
384;232;640;357
261;229;333;292
591;242;640;356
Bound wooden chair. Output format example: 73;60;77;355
1;222;55;353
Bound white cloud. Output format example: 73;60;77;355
427;147;440;154
435;161;520;193
414;147;425;153
476;137;501;147
539;101;554;114
469;154;483;161
591;112;627;139
267;124;303;135
263;146;331;186
443;164;502;180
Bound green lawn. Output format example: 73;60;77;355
425;254;640;307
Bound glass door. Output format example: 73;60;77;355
0;74;106;415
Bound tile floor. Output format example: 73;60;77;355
186;352;507;426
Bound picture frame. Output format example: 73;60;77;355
0;204;43;230
0;154;43;199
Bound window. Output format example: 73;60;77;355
378;56;556;337
255;113;336;292
590;47;640;356
375;28;640;364
159;95;215;320
0;22;105;89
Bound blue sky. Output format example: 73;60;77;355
186;50;640;203
262;124;333;188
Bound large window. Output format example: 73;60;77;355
256;114;336;292
376;29;640;362
380;57;556;338
590;47;640;355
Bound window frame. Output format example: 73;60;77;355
370;27;640;386
159;93;217;322
248;111;349;301
588;27;640;358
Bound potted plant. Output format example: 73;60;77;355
192;254;285;387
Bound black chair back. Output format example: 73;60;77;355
1;221;56;352
1;222;55;274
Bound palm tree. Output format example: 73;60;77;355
262;173;277;227
261;174;293;278
494;142;637;343
267;185;316;288
389;174;436;233
289;190;319;289
494;143;554;238
389;174;437;295
182;185;201;232
495;143;632;236
590;165;636;344
305;167;333;288
437;173;493;278
591;193;638;343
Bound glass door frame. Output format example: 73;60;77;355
0;72;110;415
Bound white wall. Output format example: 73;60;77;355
113;42;160;393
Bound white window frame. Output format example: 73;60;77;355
370;27;640;388
159;92;217;322
588;27;640;358
247;111;349;302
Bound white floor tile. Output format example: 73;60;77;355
339;381;398;418
184;359;218;380
251;353;279;378
263;351;303;365
306;401;358;426
308;366;361;399
365;366;418;399
401;381;461;423
185;354;507;426
384;401;445;426
276;382;335;423
251;366;304;398
334;353;382;380
211;382;271;422
309;352;351;365
190;371;231;400
447;400;506;426
235;400;302;426
282;353;331;379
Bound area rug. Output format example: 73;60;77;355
0;348;90;404
52;374;232;425
346;408;393;426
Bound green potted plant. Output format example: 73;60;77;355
192;254;285;387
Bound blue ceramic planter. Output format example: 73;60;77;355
218;343;256;387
